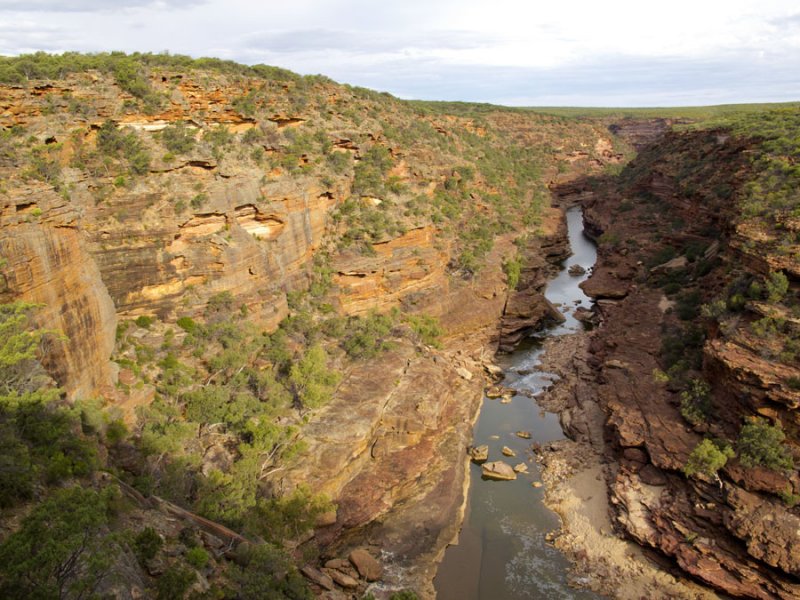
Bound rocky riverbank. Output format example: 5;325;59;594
537;121;800;600
285;207;575;598
534;333;720;599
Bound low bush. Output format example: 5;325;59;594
737;417;794;471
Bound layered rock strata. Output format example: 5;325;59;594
569;129;800;599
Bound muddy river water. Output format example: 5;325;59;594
434;207;604;599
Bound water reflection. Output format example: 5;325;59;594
434;208;603;600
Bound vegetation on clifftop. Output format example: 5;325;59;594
0;52;636;597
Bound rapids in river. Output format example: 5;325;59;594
434;207;604;599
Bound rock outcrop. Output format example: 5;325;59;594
570;127;800;599
0;59;640;598
0;185;117;399
498;207;569;352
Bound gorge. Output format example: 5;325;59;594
1;53;799;600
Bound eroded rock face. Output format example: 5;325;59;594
271;341;485;596
0;67;646;596
498;207;569;352
725;486;800;576
0;185;117;399
574;129;800;599
86;173;334;327
330;226;448;316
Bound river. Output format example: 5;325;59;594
434;207;604;599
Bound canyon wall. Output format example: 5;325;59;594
0;62;628;596
571;126;800;599
0;69;618;401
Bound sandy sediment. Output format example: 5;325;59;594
535;333;720;600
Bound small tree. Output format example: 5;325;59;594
0;301;54;395
684;439;734;485
0;486;119;599
765;271;789;304
160;121;196;155
737;417;794;471
234;543;310;600
680;378;712;426
288;345;340;410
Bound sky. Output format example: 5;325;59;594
0;0;798;107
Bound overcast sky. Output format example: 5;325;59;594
0;0;798;106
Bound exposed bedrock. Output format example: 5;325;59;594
576;129;800;599
498;206;570;352
0;185;117;399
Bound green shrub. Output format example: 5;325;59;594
680;378;712;426
185;546;209;569
252;485;333;543
288;345;340;410
405;314;443;348
390;592;419;600
161;122;196;155
134;527;163;564
779;485;800;508
737;417;794;471
96;120;151;174
135;315;155;329
684;439;734;480
341;312;396;359
233;543;311;600
503;256;522;290
786;376;800;390
176;316;198;334
765;271;789;303
106;419;128;444
97;119;125;155
676;290;702;321
156;565;196;600
353;145;392;196
0;486;118;599
26;144;62;187
183;385;260;429
327;150;350;174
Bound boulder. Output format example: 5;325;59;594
324;558;349;570
481;461;517;481
325;568;359;589
651;255;688;274
515;431;532;439
638;464;667;486
349;548;383;581
468;445;489;463
301;566;335;591
483;362;504;379
486;386;505;398
456;366;473;381
513;463;529;473
501;446;516;457
568;264;586;276
622;447;648;463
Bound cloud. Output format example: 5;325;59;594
244;28;499;55
0;0;206;12
298;49;800;107
0;20;82;53
770;13;800;28
0;0;796;107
